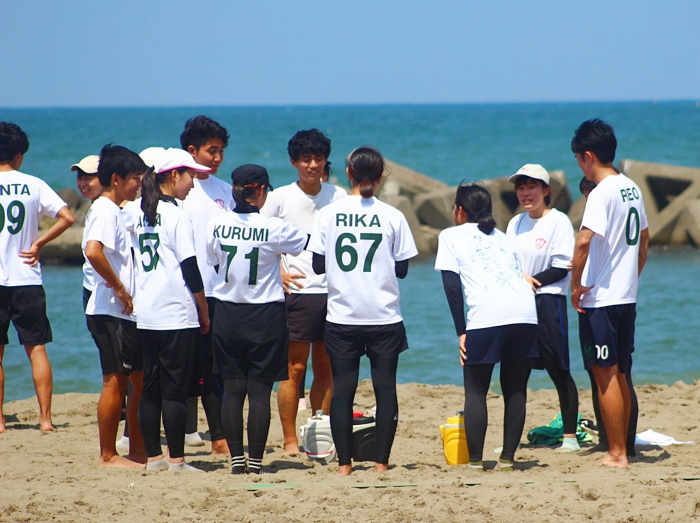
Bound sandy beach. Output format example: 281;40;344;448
1;380;699;522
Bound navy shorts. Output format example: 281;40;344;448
463;323;538;365
533;294;570;371
139;328;198;402
212;300;289;383
324;321;408;360
578;304;636;373
285;293;327;343
87;315;142;376
0;285;53;346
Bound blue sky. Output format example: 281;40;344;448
1;0;698;107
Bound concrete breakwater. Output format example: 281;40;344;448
37;158;700;263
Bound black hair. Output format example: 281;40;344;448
571;118;617;164
140;167;184;227
287;129;331;161
179;115;230;150
324;161;332;178
454;183;497;235
579;177;596;197
232;183;263;213
514;175;551;206
97;144;147;188
0;122;30;163
347;146;384;199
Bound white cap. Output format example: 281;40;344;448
139;147;167;169
154;148;211;174
507;164;550;185
70;155;99;174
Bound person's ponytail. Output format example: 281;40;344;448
348;146;384;199
140;168;162;227
454;183;497;235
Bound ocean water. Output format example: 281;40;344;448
1;102;700;402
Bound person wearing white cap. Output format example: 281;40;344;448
0;122;75;434
122;148;211;472
180;116;232;456
506;164;580;453
73;155;103;311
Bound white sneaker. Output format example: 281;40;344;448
185;432;205;447
169;461;204;472
116;435;130;454
146;458;169;471
297;398;307;412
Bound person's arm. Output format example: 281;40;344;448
85;239;133;315
312;252;326;275
441;270;466;336
180;256;209;334
531;267;568;287
570;228;595;314
20;206;75;266
395;259;409;279
638;228;650;276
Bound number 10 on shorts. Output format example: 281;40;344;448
595;344;609;360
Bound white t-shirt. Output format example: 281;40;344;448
308;196;418;326
81;203;96;291
206;211;307;304
0;170;67;287
580;173;648;308
181;176;233;297
434;223;537;330
260;182;346;294
84;196;136;321
124;198;200;330
506;209;574;296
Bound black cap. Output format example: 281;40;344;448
231;164;273;190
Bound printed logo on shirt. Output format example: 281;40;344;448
215;198;225;209
535;238;547;249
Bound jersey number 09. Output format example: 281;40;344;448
0;201;26;235
335;233;382;272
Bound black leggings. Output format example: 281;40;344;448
221;379;273;461
140;398;187;459
463;359;531;462
546;368;579;435
330;355;399;466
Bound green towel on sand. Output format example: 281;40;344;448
527;414;593;446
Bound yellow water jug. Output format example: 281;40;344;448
439;411;469;466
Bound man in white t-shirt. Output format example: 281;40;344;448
570;119;650;468
180;116;232;455
84;144;149;469
261;129;346;454
0;122;75;434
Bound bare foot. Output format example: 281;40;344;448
99;454;145;469
126;452;148;464
283;443;301;455
599;453;628;468
374;463;389;473
338;464;352;476
211;439;230;455
40;419;55;432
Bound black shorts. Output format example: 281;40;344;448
87;315;142;376
212;300;288;383
0;285;52;346
579;304;636;373
82;286;92;313
463;323;537;365
139;328;198;402
324;321;408;360
285;293;327;342
533;294;570;371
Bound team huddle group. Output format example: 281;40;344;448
0;116;648;474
